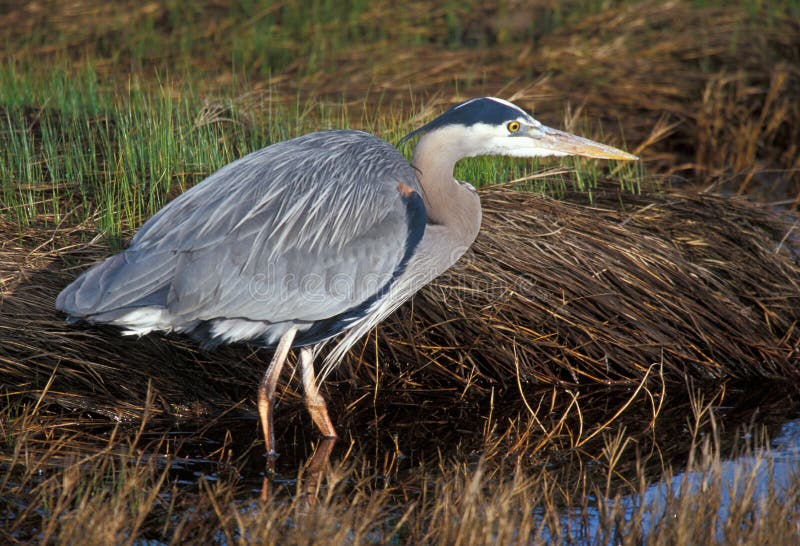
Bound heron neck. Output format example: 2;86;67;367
411;132;482;249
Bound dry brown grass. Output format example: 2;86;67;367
3;188;799;541
2;1;797;200
2;381;799;544
527;2;800;195
389;187;800;389
2;185;799;422
235;1;800;200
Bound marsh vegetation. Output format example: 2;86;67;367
2;1;800;543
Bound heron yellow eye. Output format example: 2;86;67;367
507;121;521;133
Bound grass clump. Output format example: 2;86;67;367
2;185;798;423
0;65;262;235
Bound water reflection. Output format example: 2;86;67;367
261;437;336;506
255;382;800;541
544;413;800;542
3;382;799;542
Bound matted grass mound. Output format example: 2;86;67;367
374;188;800;391
2;187;798;419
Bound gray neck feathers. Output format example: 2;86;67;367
411;127;482;249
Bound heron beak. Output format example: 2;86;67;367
528;125;638;161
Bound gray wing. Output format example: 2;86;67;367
56;130;425;344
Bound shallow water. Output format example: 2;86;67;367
544;413;800;542
144;383;800;531
4;382;800;543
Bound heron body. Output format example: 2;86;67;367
58;132;428;351
56;97;636;454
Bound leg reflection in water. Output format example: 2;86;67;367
261;437;337;507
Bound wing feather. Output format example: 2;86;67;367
57;130;424;343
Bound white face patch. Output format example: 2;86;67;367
456;121;555;158
417;100;559;159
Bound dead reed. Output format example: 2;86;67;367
375;187;800;391
2;184;799;422
2;381;798;544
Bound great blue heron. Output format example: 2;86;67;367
56;97;637;455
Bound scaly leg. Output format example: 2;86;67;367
258;327;298;457
299;346;337;438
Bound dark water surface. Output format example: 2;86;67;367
545;410;800;542
4;382;800;543
137;382;800;532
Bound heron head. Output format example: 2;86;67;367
399;97;637;161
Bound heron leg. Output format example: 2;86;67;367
299;347;337;438
258;327;298;457
298;437;337;511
